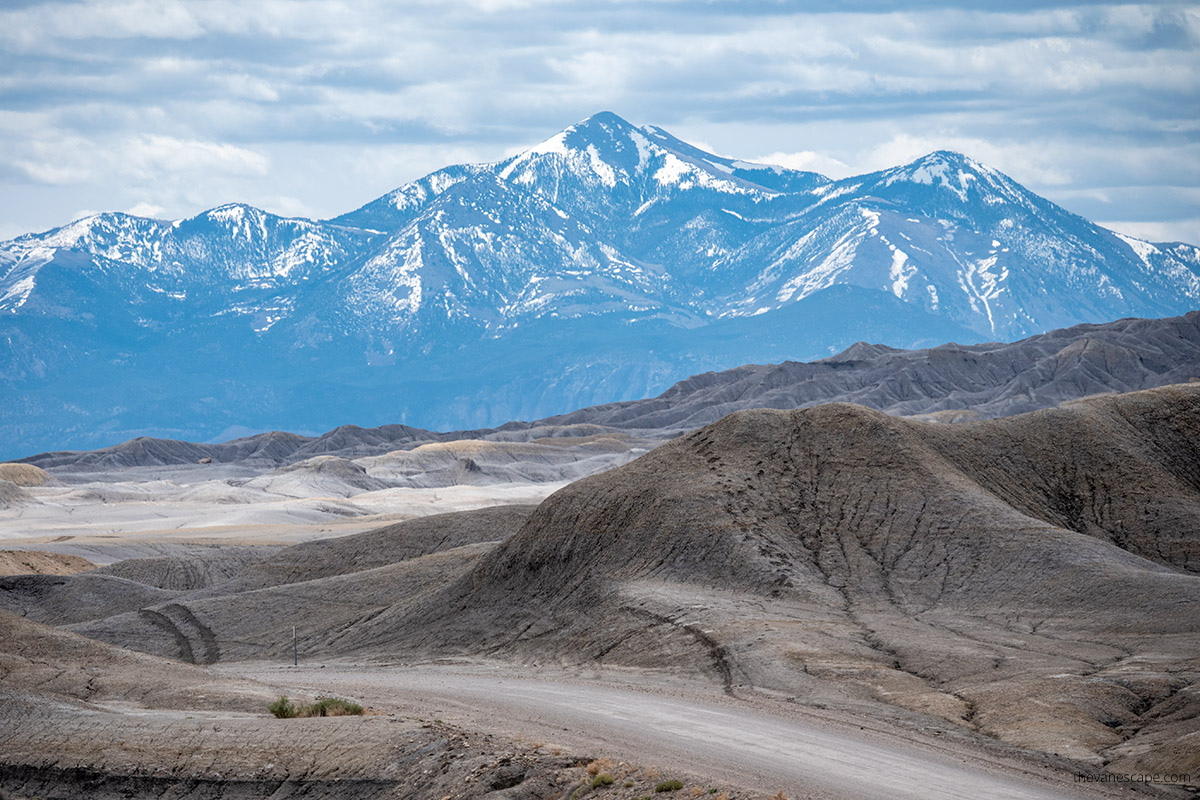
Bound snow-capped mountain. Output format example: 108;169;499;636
2;112;1198;457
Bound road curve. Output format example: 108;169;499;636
232;664;1129;800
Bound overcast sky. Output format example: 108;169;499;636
1;1;1197;244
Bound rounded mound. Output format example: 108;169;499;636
0;463;50;487
0;550;96;577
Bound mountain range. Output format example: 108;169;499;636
3;111;1198;458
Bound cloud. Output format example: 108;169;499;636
753;151;853;178
125;135;270;179
1101;218;1200;246
0;1;1196;244
0;0;204;48
126;202;165;218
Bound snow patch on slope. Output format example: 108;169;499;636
1116;232;1158;266
1;275;35;311
654;153;691;187
586;145;617;188
889;248;912;298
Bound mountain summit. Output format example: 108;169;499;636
2;112;1198;456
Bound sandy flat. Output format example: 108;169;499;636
0;479;566;564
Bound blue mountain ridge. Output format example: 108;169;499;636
1;111;1198;458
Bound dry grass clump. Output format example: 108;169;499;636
587;758;617;776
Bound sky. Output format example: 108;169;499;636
1;1;1197;245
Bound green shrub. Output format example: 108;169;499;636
304;697;364;717
268;696;297;718
655;780;684;793
268;695;363;718
590;773;615;787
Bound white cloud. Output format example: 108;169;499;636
754;151;852;179
0;0;204;48
1101;219;1200;246
0;222;26;241
267;195;314;219
127;202;166;218
14;158;93;186
125;135;270;179
219;75;281;103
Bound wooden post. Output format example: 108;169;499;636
292;625;297;666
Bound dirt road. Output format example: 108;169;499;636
232;663;1142;800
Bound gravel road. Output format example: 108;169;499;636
232;663;1137;800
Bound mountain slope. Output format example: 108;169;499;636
547;308;1200;432
2;112;1198;457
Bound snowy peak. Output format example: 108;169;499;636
497;111;663;189
335;113;829;235
179;202;325;241
11;212;165;252
867;150;1038;211
497;111;816;197
886;150;982;195
183;202;272;236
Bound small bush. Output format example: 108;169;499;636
268;696;297;718
655;780;684;793
304;697;364;717
268;695;363;718
590;774;615;787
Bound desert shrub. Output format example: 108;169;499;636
304;697;364;717
590;774;615;787
268;696;297;718
268;695;363;718
655;780;684;793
